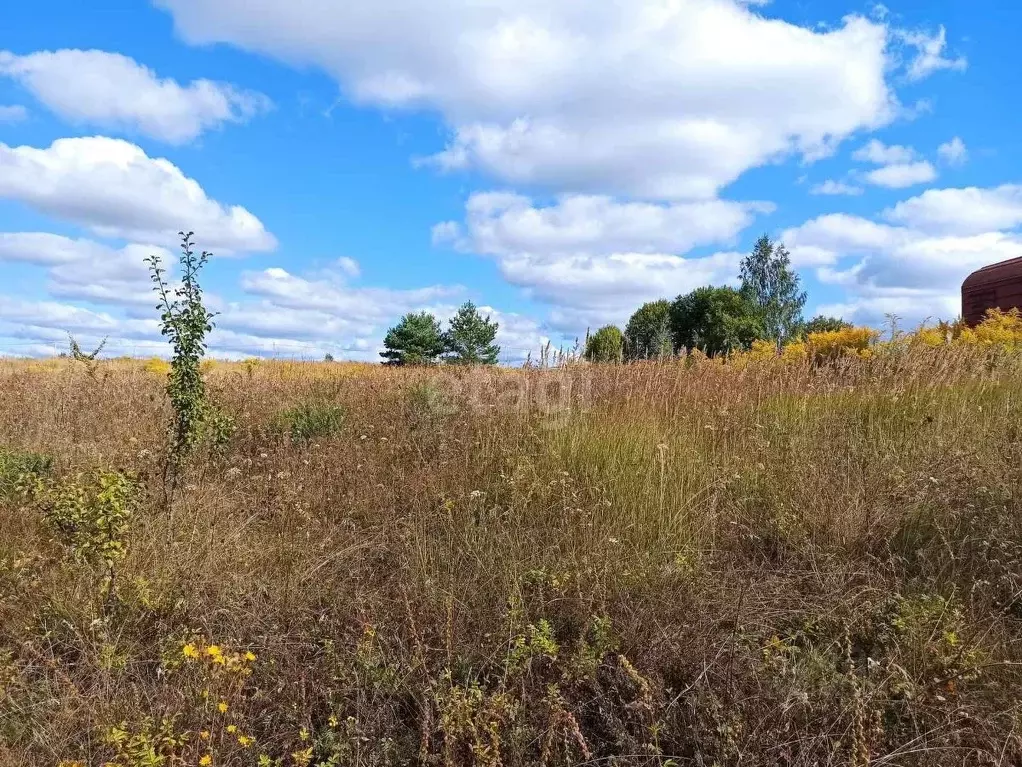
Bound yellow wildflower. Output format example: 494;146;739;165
199;756;212;767
226;725;238;734
327;715;338;728
238;735;254;747
217;701;229;714
182;643;200;660
206;645;223;660
244;651;257;662
200;730;211;740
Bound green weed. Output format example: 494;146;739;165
271;401;346;442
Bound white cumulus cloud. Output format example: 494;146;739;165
895;25;967;82
153;0;912;199
810;180;864;196
498;250;742;317
783;185;1022;326
217;264;548;360
0;245;546;361
883;185;1022;235
434;191;759;330
862;161;937;189
850;139;936;189
434;192;769;257
937;136;968;166
0;136;276;252
0;298;161;344
0;232;169;307
239;265;459;315
852;139;918;165
0;49;271;143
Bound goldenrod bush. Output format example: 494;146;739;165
142;358;172;377
957;307;1022;348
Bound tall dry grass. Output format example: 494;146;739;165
2;348;1022;766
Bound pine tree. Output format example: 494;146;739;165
380;312;445;365
740;235;807;346
443;301;501;365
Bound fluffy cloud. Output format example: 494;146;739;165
784;214;902;268
883;185;1022;235
215;262;462;356
0;49;270;143
784;186;1022;325
895;26;967;81
810;180;863;196
151;0;953;199
0;251;519;360
498;250;742;323
0;233;549;361
0;231;97;266
0;232;168;307
0;104;27;123
434;192;769;256
434;192;755;329
850;139;936;188
209;303;386;359
239;265;460;315
478;307;548;362
211;327;377;360
852;139;918;165
937;136;968;166
862;161;937;188
0;137;276;252
207;265;546;360
212;300;545;361
814;291;961;330
0;298;162;350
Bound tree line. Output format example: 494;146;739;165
585;235;849;363
381;235;849;365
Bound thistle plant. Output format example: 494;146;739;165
146;232;217;479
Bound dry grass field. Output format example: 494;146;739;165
3;344;1022;766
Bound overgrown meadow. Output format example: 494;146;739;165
4;332;1022;766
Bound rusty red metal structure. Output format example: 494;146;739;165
961;257;1022;326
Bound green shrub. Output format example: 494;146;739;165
272;401;346;442
198;403;237;456
0;447;52;498
584;325;624;363
32;470;137;572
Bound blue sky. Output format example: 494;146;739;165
0;0;1018;361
